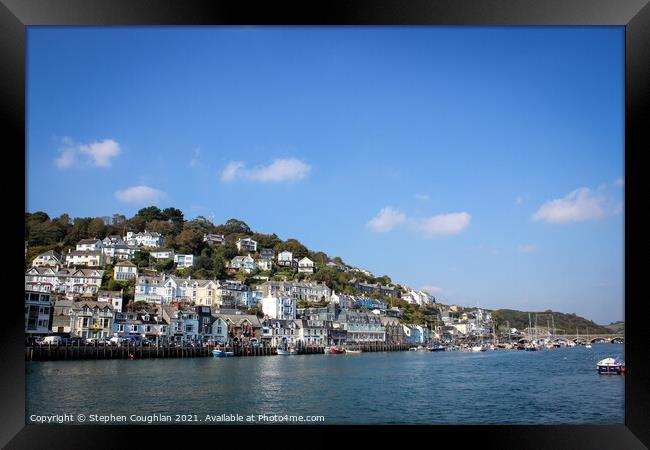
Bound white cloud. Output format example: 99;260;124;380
114;185;166;204
415;194;430;201
54;138;121;169
515;195;524;205
421;285;442;294
367;208;470;237
414;212;471;237
54;148;77;169
221;161;245;182
517;244;538;253
367;207;407;233
532;187;606;224
220;158;311;183
615;178;624;187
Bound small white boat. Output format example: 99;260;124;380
277;347;298;355
346;349;362;354
409;347;418;351
585;344;592;349
597;357;625;374
471;346;483;352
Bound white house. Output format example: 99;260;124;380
150;249;175;260
162;306;199;343
76;239;103;252
297;257;315;274
262;295;296;320
203;233;225;245
236;237;257;253
64;269;105;298
31;250;64;268
66;250;105;268
125;230;164;248
257;258;273;271
230;255;257;273
277;250;294;268
174;254;194;269
134;274;168;304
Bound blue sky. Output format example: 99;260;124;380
26;26;624;324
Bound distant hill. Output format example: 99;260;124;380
605;321;625;334
489;309;611;335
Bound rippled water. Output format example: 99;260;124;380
26;343;624;424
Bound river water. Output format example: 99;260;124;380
26;343;624;425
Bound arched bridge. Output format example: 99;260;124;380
522;334;624;344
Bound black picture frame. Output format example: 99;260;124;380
2;0;648;448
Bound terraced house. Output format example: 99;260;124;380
259;281;331;303
65;249;105;267
31;250;64;268
113;260;138;281
69;300;114;339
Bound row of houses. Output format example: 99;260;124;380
27;290;435;346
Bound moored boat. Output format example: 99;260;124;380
597;357;625;374
346;349;362;354
325;346;345;354
277;347;298;355
212;349;234;357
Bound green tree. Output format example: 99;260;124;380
274;239;309;259
162;207;185;223
126;215;147;233
134;250;150;268
155;258;174;272
214;218;251;235
175;228;204;255
136;206;164;222
87;217;106;239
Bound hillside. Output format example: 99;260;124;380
489;309;611;335
605;321;625;334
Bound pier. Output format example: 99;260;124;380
25;342;412;361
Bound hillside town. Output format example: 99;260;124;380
25;214;502;349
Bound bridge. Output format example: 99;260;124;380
519;333;624;344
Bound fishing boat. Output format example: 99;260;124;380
212;348;234;358
597;357;625;374
428;343;446;352
325;346;345;354
277;346;298;355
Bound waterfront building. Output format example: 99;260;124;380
25;290;53;337
236;237;258;253
112;310;168;343
212;314;262;343
161;306;199;342
125;230;164;248
203;233;225;246
31;250;64;268
97;290;123;312
69;300;114;339
262;295;297;320
262;319;303;347
113;260;138;281
76;239;103;252
300;319;330;345
65;249;105;268
174;254;195;269
230;255;257;273
380;316;404;344
297;257;315;274
51;299;74;334
337;310;385;343
172;277;219;306
329;325;348;346
195;305;213;337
